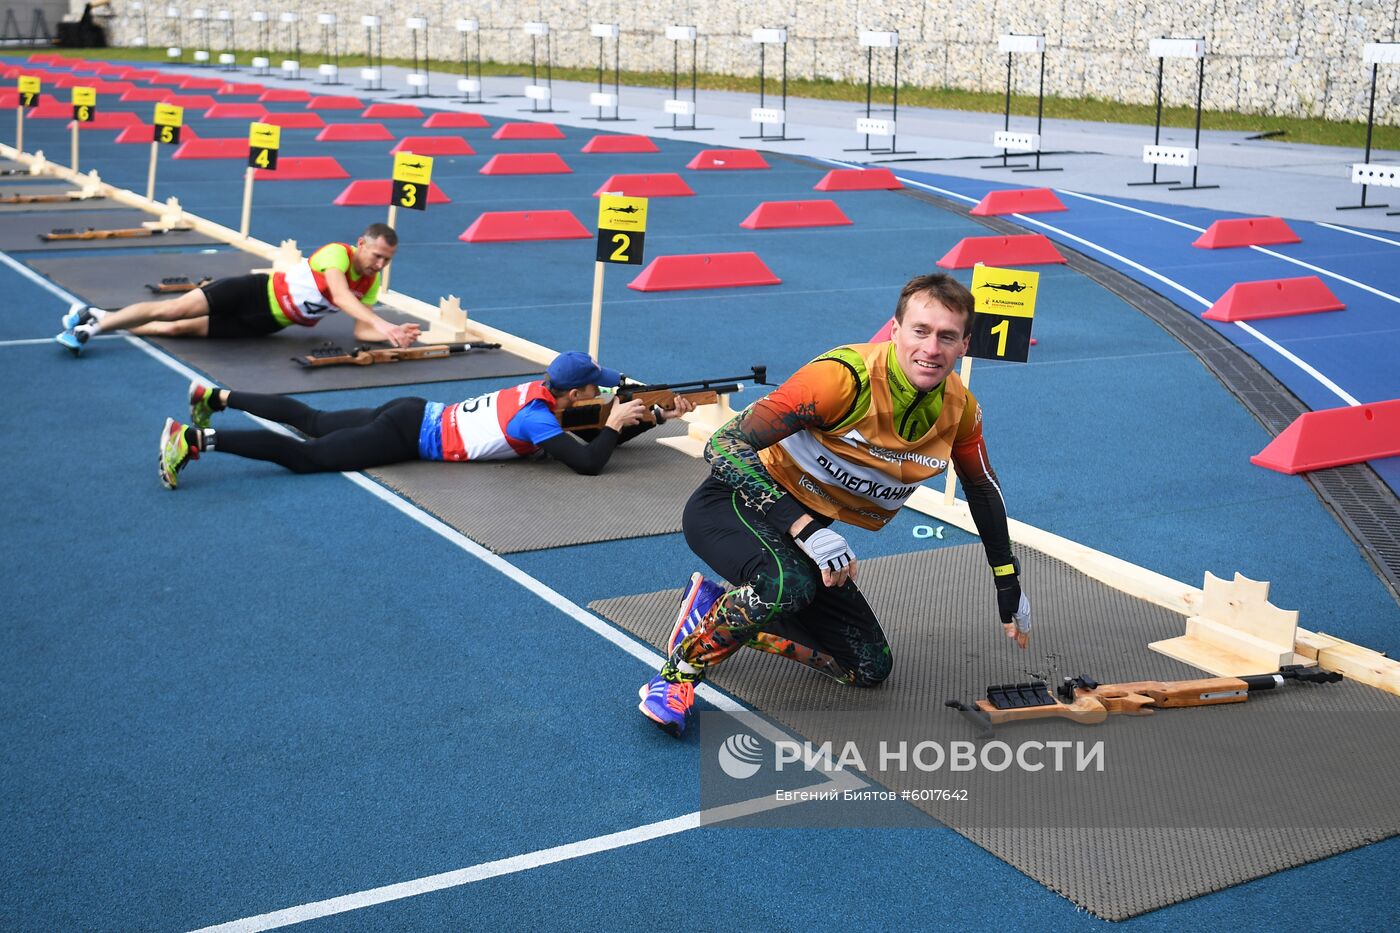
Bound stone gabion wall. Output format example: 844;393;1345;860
94;0;1400;125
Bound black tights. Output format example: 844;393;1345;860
213;392;427;473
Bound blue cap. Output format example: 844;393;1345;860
546;351;622;391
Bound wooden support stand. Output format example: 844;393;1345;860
421;294;471;343
1150;572;1305;674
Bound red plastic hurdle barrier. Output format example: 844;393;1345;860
218;83;267;96
120;87;172;103
687;149;769;170
172;137;248;159
67;111;142;129
423;112;489;129
740;200;852;229
253;156;350;181
203;103;269;120
179;77;224;91
115;124;201;144
333;180;451;205
1202;276;1345;322
362;103;423;119
165;94;216;109
315;123;394;142
91;81;135;94
459;211;591;242
813;168;902;191
593;173;694;197
581;134;660;154
307;95;363;110
1251;399;1400;474
492;122;566;140
25;103;77;119
150;74;188;86
936;234;1067;269
391;135;474;156
1193;217;1302;249
259;88;312;103
262;112;325;129
969;187;1068;216
480;153;572;175
628;252;781;292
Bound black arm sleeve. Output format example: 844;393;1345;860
963;474;1014;569
538;428;622;476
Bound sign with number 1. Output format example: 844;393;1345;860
967;265;1038;363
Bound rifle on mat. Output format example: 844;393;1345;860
2;191;101;204
293;341;502;368
946;664;1342;738
145;276;213;294
40;225;191;242
559;365;769;433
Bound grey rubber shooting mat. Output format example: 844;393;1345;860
367;420;708;553
0;184;111;212
29;251;544;393
30;250;265;310
0;209;218;250
590;544;1400;920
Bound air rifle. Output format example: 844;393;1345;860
2;190;100;204
946;664;1342;738
39;224;190;242
293;341;502;368
558;365;769;433
145;276;213;294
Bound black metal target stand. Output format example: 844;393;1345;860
583;23;632;121
359;15;384;92
454;18;492;104
191;10;210;67
165;7;182;65
250;10;271;77
982;34;1060;172
846;29;914;156
217;10;237;72
317;13;342;85
656;24;710;131
399;17;438;98
1130;37;1218;191
742;27;802;142
279;12;303;81
521;22;563;113
1339;41;1399;213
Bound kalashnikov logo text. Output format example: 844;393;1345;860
719;737;1104;779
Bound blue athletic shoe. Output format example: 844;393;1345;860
668;572;724;654
55;328;88;356
638;673;695;738
60;302;95;331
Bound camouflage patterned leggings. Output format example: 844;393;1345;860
673;477;893;688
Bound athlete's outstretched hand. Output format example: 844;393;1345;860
380;322;420;348
994;558;1031;649
796;525;858;588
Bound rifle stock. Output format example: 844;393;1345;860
145;276;213;294
559;365;768;434
293;341;501;368
946;664;1342;738
40;226;187;242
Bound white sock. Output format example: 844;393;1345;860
88;307;108;321
202;428;216;451
75;321;99;338
676;660;700;676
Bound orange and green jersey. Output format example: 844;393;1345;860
705;341;1013;564
266;242;381;328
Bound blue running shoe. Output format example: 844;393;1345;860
638;674;695;738
55;328;88;356
668;572;724;654
60;302;95;331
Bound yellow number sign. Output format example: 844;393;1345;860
596;194;648;265
391;152;434;211
17;75;41;108
967;265;1038;363
247;121;281;170
153;103;184;145
72;86;97;122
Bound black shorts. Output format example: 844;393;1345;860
203;273;283;338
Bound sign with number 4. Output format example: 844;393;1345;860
247;121;281;170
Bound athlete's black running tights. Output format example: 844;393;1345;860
213;392;426;473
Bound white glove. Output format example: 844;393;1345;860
796;526;855;575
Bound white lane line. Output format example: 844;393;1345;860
1314;222;1400;248
1056;189;1400;306
0;247;82;304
